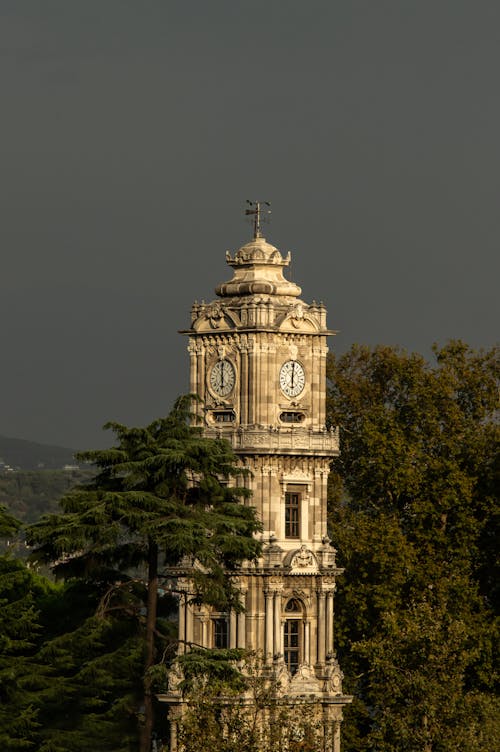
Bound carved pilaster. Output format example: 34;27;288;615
317;589;326;665
326;590;334;657
237;589;246;649
229;609;237;649
273;590;282;658
264;589;274;661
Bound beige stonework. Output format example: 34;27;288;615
160;232;352;750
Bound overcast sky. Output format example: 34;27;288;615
1;1;498;448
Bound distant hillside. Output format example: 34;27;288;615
0;468;93;526
0;435;78;470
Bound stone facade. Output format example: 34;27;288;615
160;230;352;750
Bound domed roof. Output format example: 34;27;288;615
216;236;302;298
229;236;288;266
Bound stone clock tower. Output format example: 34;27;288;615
163;207;351;750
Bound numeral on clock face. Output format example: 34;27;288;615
210;360;235;397
280;360;305;397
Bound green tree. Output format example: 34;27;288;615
0;505;54;750
0;468;93;529
327;342;499;751
32;580;145;752
27;396;262;752
176;652;325;752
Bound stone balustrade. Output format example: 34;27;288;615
203;425;339;455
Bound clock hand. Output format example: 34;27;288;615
291;362;295;388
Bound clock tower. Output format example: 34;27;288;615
164;208;351;750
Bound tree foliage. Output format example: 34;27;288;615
327;342;499;751
25;396;262;751
176;654;326;752
0;506;51;750
0;469;92;529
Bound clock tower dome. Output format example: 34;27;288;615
165;206;352;750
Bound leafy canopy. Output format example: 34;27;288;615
327;342;499;752
27;395;262;607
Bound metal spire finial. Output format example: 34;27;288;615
245;200;271;239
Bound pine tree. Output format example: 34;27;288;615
27;396;261;751
0;505;53;750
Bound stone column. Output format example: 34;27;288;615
170;720;178;752
248;343;255;424
201;616;209;648
317;591;326;664
185;599;194;647
178;594;186;654
264;590;274;661
326;590;334;657
273;591;282;658
304;620;310;665
240;340;248;424
188;341;197;399
230;609;237;649
332;721;341;752
237;590;246;649
196;345;205;418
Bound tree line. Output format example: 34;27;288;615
0;342;498;751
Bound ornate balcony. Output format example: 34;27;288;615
203;425;339;456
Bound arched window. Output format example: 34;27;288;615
283;598;304;675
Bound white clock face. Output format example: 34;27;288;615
280;360;305;397
210;359;236;397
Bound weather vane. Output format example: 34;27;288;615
245;200;271;239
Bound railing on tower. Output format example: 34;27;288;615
203;425;339;454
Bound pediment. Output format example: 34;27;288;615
276;304;321;332
192;303;240;332
283;545;320;574
288;663;322;695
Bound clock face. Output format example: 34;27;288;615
210;359;236;397
280;360;305;397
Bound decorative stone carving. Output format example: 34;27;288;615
281;470;312;484
266;576;284;593
318;538;338;569
284;546;319;574
273;661;291;695
289;588;312;608
166;662;184;694
290;303;305;328
325;654;344;696
288;663;321;695
264;540;283;568
206;302;225;328
291;546;314;568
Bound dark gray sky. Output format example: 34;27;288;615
1;1;498;448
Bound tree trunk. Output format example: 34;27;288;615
140;538;159;752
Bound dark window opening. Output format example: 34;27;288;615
213;411;235;423
284;619;300;675
285;598;302;613
213;618;228;648
285;491;300;538
280;411;305;423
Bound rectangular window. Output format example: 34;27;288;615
285;491;301;538
284;620;300;675
214;411;235;423
213;618;228;648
